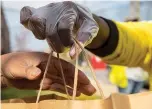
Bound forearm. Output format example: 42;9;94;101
87;14;110;49
86;15;118;57
86;15;152;74
110;21;152;73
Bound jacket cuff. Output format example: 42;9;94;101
86;17;119;57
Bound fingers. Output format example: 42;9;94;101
25;66;41;80
20;6;35;26
57;8;76;48
47;7;77;53
51;57;90;85
78;83;96;96
9;74;95;96
68;70;90;85
8;77;51;90
49;79;95;96
50;83;81;96
63;78;96;96
20;6;46;40
8;78;41;90
46;73;96;96
77;20;99;45
69;41;84;59
41;78;53;90
58;11;77;58
46;26;64;53
28;15;46;40
31;55;95;96
70;19;99;58
58;59;90;85
69;4;99;59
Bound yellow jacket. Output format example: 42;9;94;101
102;21;152;90
109;65;127;88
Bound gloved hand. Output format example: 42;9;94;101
1;52;96;96
20;1;99;58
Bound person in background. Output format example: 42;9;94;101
109;65;128;92
121;67;148;94
109;65;148;94
119;18;149;94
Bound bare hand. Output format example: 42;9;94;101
1;52;96;96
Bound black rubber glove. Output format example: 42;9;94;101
20;1;99;58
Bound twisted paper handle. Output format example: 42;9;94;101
57;53;70;100
36;51;53;103
36;52;70;104
36;38;105;104
72;37;105;99
72;42;79;100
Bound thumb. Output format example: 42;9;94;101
69;41;84;59
69;20;98;59
25;66;41;80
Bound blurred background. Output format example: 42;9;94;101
1;1;152;100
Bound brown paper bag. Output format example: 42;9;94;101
1;96;112;109
2;92;152;109
2;40;152;109
111;92;152;109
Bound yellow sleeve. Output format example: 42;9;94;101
102;21;152;74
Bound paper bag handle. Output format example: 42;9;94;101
36;38;105;103
36;51;53;103
72;37;105;99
